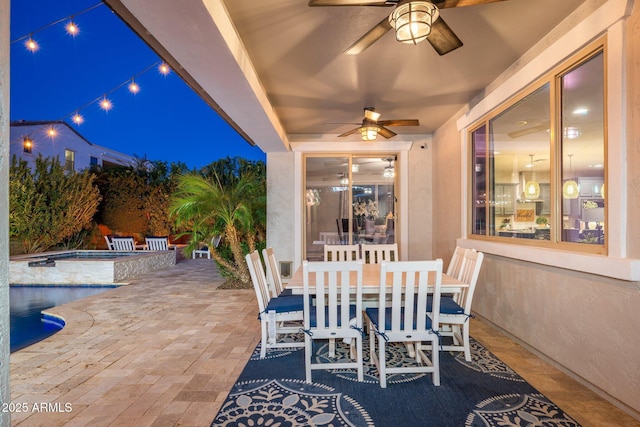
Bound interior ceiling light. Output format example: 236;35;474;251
562;154;579;199
389;1;439;45
383;158;395;178
524;154;540;200
563;126;581;139
573;107;589;115
351;163;360;173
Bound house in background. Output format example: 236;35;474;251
10;120;136;172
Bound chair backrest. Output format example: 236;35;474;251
378;259;443;335
303;260;363;332
324;244;360;261
446;246;467;279
457;250;484;314
111;236;136;251
262;247;285;297
104;235;115;250
145;236;169;251
361;243;398;264
245;250;271;314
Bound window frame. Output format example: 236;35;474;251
466;40;607;255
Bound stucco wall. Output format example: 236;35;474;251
406;137;433;261
266;152;296;270
0;0;10;423
432;114;465;265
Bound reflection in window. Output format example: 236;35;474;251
469;45;605;250
64;149;75;172
304;156;396;260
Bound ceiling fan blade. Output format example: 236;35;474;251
308;0;390;6
338;127;361;137
427;17;463;56
432;0;507;9
345;17;392;55
377;126;397;139
379;119;419;127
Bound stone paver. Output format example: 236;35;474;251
10;258;258;426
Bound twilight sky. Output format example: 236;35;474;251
10;0;266;169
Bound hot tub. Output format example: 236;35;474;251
9;250;176;285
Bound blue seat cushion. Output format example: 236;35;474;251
278;288;293;297
265;294;304;313
427;295;464;315
309;304;357;328
365;307;433;331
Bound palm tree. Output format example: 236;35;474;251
170;170;265;285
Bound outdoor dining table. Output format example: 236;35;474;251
285;262;467;295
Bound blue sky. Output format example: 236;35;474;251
10;0;266;169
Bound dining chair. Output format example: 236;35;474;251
302;259;364;383
324;244;360;261
262;247;292;297
446;246;467;279
245;250;304;358
361;243;398;264
365;259;443;388
145;236;169;251
111;236;136;251
438;250;484;361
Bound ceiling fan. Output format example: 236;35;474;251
308;0;507;56
338;107;419;140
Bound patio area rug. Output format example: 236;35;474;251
211;336;581;426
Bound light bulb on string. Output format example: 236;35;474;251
99;96;113;112
65;20;79;37
72;112;84;125
47;126;57;138
128;80;140;94
158;62;171;76
25;36;39;52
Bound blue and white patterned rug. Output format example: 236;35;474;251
211;336;581;426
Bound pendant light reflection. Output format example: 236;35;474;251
562;154;579;199
524;154;540;200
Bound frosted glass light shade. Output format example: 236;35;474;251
562;180;579;199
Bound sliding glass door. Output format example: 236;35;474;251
304;155;396;260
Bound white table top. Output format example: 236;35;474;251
285;262;467;295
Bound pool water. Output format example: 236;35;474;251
10;286;116;353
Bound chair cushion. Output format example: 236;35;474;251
365;307;433;331
427;295;464;315
265;294;304;313
278;288;293;297
309;304;357;328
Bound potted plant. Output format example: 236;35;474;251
535;216;548;227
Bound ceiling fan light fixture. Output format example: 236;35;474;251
360;125;379;141
389;1;439;45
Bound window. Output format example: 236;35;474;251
64;149;75;172
90;156;99;166
23;137;33;153
469;44;605;253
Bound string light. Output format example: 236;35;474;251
72;112;84;125
47;126;58;138
158;63;171;76
65;20;79;37
128;80;140;94
11;3;102;51
99;96;113;112
25;36;39;52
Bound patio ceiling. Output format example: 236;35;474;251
104;0;588;156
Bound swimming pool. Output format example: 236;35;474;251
10;250;176;284
10;285;117;352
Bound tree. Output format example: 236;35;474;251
170;166;266;285
9;155;101;253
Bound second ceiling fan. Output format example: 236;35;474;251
338;107;419;140
309;0;507;56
